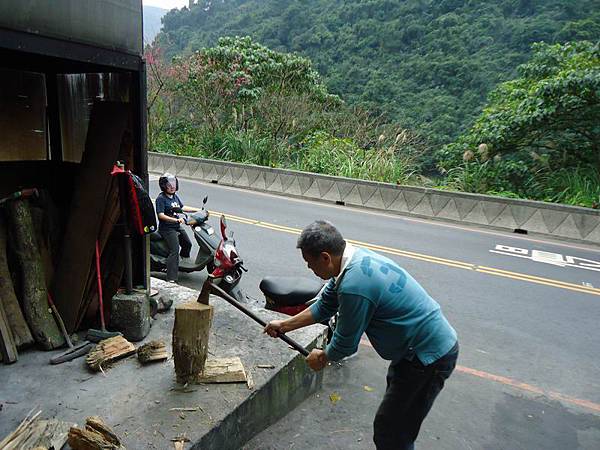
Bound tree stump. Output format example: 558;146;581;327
0;215;33;348
172;301;213;384
7;199;64;350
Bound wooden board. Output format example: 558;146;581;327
198;357;247;384
52;101;128;332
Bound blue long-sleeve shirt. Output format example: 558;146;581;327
309;246;457;365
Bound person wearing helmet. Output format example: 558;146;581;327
155;173;197;283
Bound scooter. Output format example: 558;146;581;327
150;196;219;274
259;276;324;316
259;276;337;342
209;214;247;303
150;197;246;301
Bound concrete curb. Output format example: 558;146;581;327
149;152;600;245
151;279;326;450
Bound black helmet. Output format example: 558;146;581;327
159;173;178;192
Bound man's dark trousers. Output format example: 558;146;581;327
159;227;192;281
373;342;459;450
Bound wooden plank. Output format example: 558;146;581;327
52;102;128;332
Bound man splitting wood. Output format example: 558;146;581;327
264;220;458;450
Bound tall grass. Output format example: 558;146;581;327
541;167;600;207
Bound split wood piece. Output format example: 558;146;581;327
173;301;213;384
12;418;74;450
52;101;128;333
0;216;33;347
86;335;136;372
7;199;64;350
0;409;42;449
67;416;124;450
0;297;17;363
198;357;247;384
137;340;168;364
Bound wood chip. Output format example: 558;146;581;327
246;370;255;390
137;340;168;364
169;407;198;412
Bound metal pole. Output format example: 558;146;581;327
208;282;310;357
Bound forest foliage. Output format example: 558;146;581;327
148;1;600;207
156;0;600;145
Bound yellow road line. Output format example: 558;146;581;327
206;209;600;297
478;265;600;293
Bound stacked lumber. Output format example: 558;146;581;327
137;340;168;364
86;335;136;372
67;416;124;450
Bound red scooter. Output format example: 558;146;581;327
209;215;247;303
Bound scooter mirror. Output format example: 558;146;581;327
202;196;208;205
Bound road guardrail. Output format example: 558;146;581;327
149;152;600;245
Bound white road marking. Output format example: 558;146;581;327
491;245;600;273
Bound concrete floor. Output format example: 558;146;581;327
0;278;326;450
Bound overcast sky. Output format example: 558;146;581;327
143;0;188;10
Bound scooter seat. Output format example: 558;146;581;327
259;276;324;306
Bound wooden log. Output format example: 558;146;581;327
0;215;33;347
7;199;63;350
52;102;128;332
172;301;214;384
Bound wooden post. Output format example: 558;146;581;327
0;215;34;348
172;301;213;384
7;200;64;350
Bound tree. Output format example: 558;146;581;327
437;41;600;204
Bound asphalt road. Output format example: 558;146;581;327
149;176;600;449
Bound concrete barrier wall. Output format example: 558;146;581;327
149;152;600;245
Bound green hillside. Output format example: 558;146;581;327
155;0;600;145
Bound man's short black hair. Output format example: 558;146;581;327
297;220;346;258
